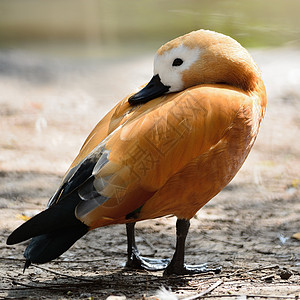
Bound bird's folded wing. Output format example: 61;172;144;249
50;85;250;227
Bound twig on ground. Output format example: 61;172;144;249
10;280;66;291
33;265;95;282
183;280;223;300
203;233;244;248
54;257;109;263
228;264;279;278
0;257;25;262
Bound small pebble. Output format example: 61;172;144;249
278;268;293;280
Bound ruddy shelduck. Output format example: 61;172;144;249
7;30;266;275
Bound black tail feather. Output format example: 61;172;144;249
7;192;84;245
7;191;89;268
24;224;88;268
23;259;31;273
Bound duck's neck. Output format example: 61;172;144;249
228;59;262;92
183;46;263;94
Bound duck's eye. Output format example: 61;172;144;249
172;58;183;67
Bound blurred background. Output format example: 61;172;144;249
1;0;300;55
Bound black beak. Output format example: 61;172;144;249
128;74;170;105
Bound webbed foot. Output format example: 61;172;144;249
126;247;170;271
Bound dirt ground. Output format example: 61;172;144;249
0;47;299;299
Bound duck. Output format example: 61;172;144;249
6;29;266;276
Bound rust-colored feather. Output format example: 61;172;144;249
73;81;266;228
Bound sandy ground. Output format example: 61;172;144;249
0;47;300;299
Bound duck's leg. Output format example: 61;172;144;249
125;222;169;271
163;219;221;276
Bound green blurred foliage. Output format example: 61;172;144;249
0;0;299;55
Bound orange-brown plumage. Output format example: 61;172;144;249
7;30;266;274
77;82;266;228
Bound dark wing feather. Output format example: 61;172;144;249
47;144;107;207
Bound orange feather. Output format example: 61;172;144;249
73;81;266;229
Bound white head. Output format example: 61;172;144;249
128;29;261;105
153;44;201;92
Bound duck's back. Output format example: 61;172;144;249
76;82;266;228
